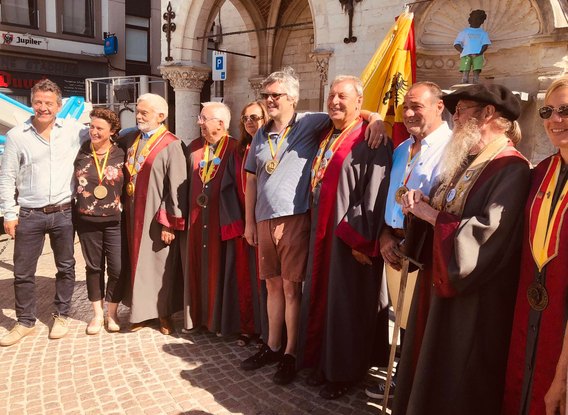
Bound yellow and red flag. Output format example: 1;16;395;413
360;9;416;148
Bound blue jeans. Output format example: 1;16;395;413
14;208;76;327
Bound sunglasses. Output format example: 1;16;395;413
455;104;481;115
241;114;263;123
260;92;287;100
538;105;568;119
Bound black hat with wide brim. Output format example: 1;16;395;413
442;84;521;121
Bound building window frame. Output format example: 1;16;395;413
0;0;41;30
125;15;150;64
58;0;96;38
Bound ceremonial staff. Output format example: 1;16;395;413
382;214;428;414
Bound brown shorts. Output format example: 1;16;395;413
257;213;310;282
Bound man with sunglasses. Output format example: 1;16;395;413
241;67;385;385
392;84;531;415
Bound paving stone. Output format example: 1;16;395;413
0;237;386;414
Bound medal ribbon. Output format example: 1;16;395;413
311;118;359;191
91;144;110;186
126;125;167;178
531;155;568;271
267;126;291;161
200;134;229;185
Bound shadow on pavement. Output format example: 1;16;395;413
0;276;89;330
163;330;379;415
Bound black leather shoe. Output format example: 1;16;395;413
273;354;296;385
241;344;282;371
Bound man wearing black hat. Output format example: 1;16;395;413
391;84;531;415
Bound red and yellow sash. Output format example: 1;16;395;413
199;135;229;185
311;118;359;191
530;154;568;271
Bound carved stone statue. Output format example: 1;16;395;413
453;10;491;84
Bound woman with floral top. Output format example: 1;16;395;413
74;108;125;334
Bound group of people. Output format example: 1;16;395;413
0;68;567;414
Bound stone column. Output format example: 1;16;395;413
310;49;334;111
248;76;265;100
160;64;210;143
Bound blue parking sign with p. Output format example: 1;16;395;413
216;56;224;70
212;52;227;81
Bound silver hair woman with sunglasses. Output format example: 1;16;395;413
503;76;568;415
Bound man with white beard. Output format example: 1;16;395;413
391;84;531;415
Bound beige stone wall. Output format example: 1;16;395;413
214;1;259;136
280;5;320;111
164;0;568;162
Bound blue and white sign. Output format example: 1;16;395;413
212;51;227;81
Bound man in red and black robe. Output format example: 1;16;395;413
393;84;530;415
297;75;392;399
183;102;261;337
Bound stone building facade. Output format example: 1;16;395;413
159;0;568;162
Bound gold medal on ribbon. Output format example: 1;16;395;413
265;159;279;175
395;185;409;204
92;144;110;200
527;281;549;311
126;181;135;196
196;192;208;208
93;185;108;200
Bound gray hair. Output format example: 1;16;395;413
261;66;300;106
330;75;363;97
202;101;231;127
137;93;168;118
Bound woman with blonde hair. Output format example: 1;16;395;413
503;76;568;415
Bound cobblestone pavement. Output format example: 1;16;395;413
0;235;390;415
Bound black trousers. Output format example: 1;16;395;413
76;219;125;303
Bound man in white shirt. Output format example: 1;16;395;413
366;81;452;399
0;79;88;347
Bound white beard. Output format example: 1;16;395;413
438;118;482;186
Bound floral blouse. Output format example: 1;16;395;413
74;141;125;222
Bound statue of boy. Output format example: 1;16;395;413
454;10;491;84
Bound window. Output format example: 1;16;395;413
0;0;38;28
62;0;94;37
125;15;149;63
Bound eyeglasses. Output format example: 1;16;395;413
538;105;568;119
260;92;287;101
241;114;263;123
455;104;481;115
197;115;221;123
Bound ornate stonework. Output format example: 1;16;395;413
417;0;542;48
248;76;266;99
159;64;210;91
309;48;334;85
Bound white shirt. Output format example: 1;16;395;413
0;117;89;219
384;122;452;229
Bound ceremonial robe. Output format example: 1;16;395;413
297;121;392;382
392;144;530;415
503;154;568;415
183;137;261;336
120;128;188;323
